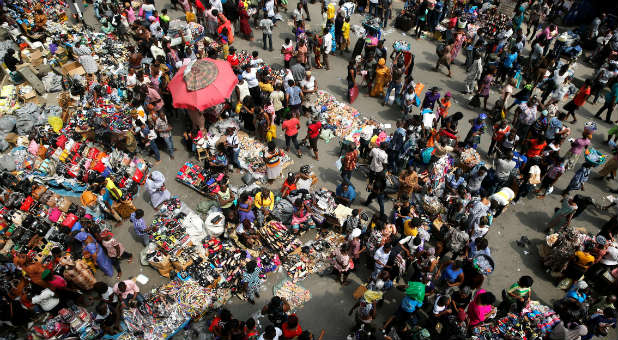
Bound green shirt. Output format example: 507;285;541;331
218;189;233;209
506;283;530;301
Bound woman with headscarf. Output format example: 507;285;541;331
73;41;99;74
78;231;115;277
145;171;171;208
370;58;390;97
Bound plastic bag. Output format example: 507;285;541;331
405;281;426;301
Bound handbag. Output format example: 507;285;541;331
20;196;34;211
48;207;62;223
31;185;47;200
46;193;61;208
61;213;78;228
349;84;359;104
57;197;72;213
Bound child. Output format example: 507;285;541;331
100;231;133;279
219;27;230;58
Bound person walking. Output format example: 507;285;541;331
464;52;483;94
595;82;618;123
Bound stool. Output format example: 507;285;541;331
196;147;208;161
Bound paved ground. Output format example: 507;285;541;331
71;0;617;338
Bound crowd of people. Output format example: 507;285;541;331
2;0;618;339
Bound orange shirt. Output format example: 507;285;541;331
438;98;451;118
573;85;590;107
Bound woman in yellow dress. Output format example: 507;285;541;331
370;58;391;97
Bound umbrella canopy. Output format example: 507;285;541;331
168;58;238;111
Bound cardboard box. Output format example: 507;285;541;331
21;49;43;66
61;62;85;76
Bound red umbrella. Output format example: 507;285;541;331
168;58;238;111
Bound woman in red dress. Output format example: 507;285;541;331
239;2;253;40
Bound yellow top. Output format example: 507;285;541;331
342;22;350;39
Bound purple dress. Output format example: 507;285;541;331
85;241;114;277
480;75;493;97
238;202;255;223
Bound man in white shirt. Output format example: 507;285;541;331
258;325;283;340
292;2;305;25
372;243;392;279
322;28;332;70
242;64;261;104
369;142;388;180
260;16;274;51
224;127;240;168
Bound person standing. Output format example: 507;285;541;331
285;79;303;116
263;141;283;184
304;118;322;160
100;231;133;280
130;209;150;246
341;145;359;184
282;113;302;157
341;17;351;53
346;59;357;103
242;260;261;304
154;111;174;160
322;28;332;70
383;60;405;106
260;14;274;51
300;71;318;115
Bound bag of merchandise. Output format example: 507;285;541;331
205;212;225;236
149;254;172;277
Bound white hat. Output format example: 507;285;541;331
575;280;588;290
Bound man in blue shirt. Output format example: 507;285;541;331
285;79;303;116
335;182;356;206
499;47;518;83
